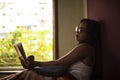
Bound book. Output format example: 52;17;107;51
14;42;28;67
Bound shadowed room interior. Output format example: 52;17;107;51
1;0;120;80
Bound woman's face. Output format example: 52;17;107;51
75;22;88;43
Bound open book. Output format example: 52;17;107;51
14;42;28;67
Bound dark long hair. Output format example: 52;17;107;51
80;19;101;47
80;19;102;80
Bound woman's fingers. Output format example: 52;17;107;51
27;55;34;62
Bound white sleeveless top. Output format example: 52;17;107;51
69;61;92;80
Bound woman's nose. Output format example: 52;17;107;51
76;33;79;37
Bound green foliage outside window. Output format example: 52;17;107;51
0;26;53;67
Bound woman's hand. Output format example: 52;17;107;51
19;55;36;69
27;55;36;69
19;57;30;69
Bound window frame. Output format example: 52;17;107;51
0;0;58;73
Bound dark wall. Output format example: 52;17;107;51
87;0;120;80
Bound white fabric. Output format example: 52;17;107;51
69;61;92;80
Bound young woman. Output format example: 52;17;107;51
1;18;101;80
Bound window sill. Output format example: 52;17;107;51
0;67;24;74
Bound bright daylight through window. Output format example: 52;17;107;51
0;0;53;68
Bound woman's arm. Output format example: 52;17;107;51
28;44;94;67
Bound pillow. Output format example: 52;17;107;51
33;66;69;77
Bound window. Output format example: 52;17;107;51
0;0;53;68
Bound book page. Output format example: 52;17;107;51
14;43;28;67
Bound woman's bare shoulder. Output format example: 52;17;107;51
77;43;94;49
75;43;95;56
